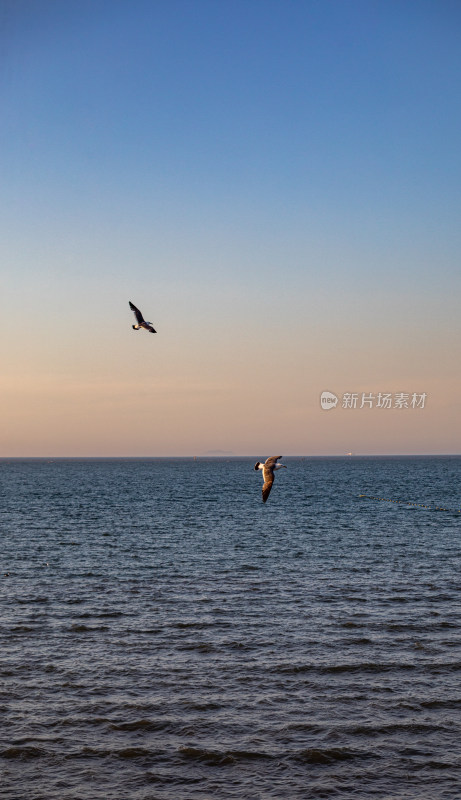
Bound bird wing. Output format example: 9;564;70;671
262;462;276;482
129;301;144;324
145;323;157;333
260;456;283;503
264;455;282;468
262;461;278;503
261;473;274;503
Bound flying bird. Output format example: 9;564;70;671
254;456;287;503
129;301;157;333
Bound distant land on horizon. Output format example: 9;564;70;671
203;450;235;456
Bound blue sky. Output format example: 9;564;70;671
1;0;460;455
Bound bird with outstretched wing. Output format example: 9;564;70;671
254;456;287;503
129;301;156;333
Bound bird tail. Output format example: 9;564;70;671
254;461;260;471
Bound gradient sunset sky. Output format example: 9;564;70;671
1;0;460;456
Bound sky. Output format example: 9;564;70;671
1;0;460;456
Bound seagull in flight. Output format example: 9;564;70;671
254;456;287;503
129;301;157;333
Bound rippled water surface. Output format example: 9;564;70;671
1;456;461;799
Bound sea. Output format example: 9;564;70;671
1;456;461;800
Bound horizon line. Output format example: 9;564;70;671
1;453;460;459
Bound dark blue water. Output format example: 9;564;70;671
1;457;460;799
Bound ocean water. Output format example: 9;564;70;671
1;456;461;800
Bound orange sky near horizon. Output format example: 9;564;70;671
2;270;459;456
